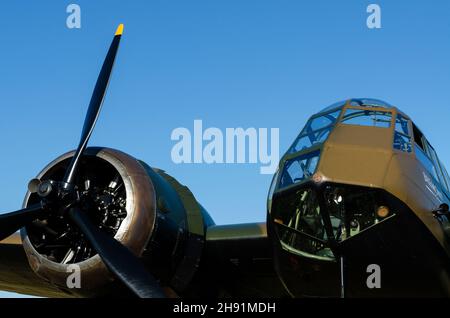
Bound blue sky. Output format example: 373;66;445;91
1;0;450;297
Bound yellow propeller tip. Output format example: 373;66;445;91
115;24;124;36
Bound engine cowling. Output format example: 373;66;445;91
20;148;158;296
20;147;212;297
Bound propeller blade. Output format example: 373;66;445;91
63;24;124;187
67;206;165;298
0;203;45;241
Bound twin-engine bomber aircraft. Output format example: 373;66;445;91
0;25;449;298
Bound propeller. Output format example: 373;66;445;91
68;207;164;298
63;24;124;188
0;203;46;242
0;24;165;298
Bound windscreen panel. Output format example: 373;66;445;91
279;150;320;190
289;110;341;154
341;108;392;128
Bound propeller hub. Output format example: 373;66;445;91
37;181;53;197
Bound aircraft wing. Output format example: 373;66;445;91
202;222;288;297
0;233;69;298
0;223;288;298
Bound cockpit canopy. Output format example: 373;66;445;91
288;98;395;155
318;98;393;114
272;98;450;197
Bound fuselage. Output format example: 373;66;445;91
267;98;450;297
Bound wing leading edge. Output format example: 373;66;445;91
200;222;287;297
0;233;69;298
